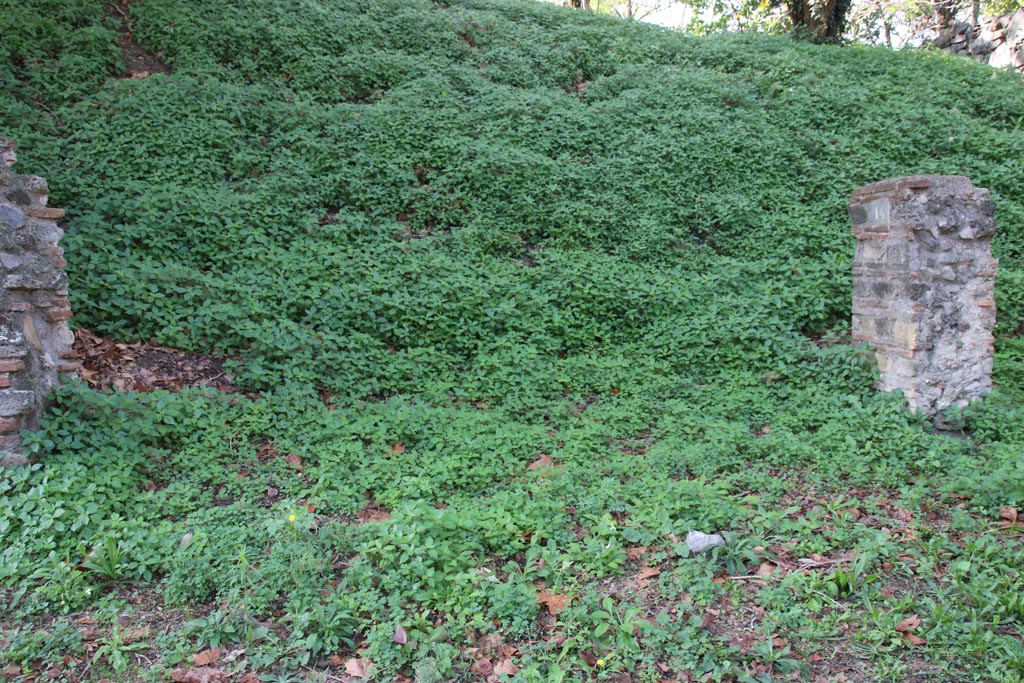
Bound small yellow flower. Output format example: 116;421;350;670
288;514;297;522
596;659;606;667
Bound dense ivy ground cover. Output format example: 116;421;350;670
2;0;1024;681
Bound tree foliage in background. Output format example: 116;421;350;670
785;0;855;39
564;0;853;40
558;0;1021;44
848;0;1021;47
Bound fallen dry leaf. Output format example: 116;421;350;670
345;657;373;678
471;657;494;676
79;626;101;641
636;566;661;587
170;667;230;683
895;614;921;633
222;648;245;663
625;545;649;560
999;506;1018;523
893;507;914;524
192;648;221;666
125;626;150;643
537;590;573;615
493;658;518;676
393;624;408;645
636;566;661;580
475;633;504;657
528;454;555;471
284;453;303;471
903;632;927;646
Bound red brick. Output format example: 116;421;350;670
0;417;20;431
32;291;68;308
852;179;901;197
0;361;25;372
57;361;81;373
851;191;900;205
9;302;30;312
898;178;933;191
26;206;64;220
0;376;11;389
0;434;22;449
44;309;72;323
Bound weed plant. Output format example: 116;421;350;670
1;0;1024;681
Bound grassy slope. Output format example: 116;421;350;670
1;0;1024;681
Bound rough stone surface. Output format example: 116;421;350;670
685;530;726;554
937;10;1024;73
850;175;997;419
0;136;78;465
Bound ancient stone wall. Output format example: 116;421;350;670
937;9;1024;73
0;137;78;465
849;175;997;419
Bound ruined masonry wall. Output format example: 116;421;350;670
849;175;997;418
0;137;79;465
938;9;1024;73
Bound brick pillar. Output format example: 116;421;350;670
0;137;79;465
849;175;997;419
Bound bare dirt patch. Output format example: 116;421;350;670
74;328;238;393
107;1;172;78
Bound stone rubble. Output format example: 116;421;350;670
685;530;727;554
0;137;79;465
937;9;1024;73
850;175;997;420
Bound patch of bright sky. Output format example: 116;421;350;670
644;3;693;27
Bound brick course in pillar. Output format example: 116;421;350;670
0;137;78;465
849;175;997;418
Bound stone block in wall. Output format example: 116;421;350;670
0;136;78;465
938;10;1024;73
850;175;997;420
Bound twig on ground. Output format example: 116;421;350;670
796;558;846;570
109;2;130;20
807;589;848;609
